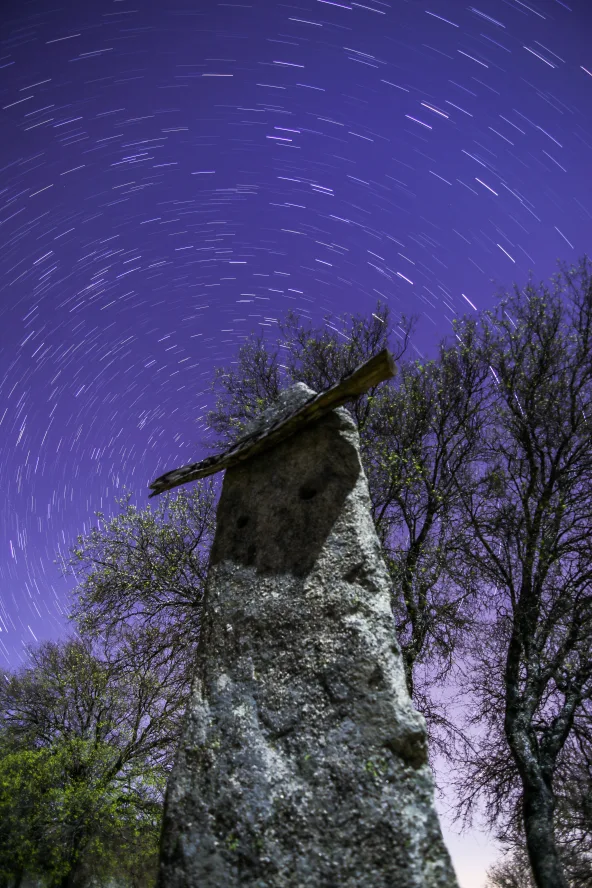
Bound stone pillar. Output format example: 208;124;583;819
158;385;459;888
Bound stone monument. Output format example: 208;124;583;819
149;350;459;888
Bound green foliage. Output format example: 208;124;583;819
0;745;59;883
0;737;161;886
0;638;171;886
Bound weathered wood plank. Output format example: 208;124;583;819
148;347;395;497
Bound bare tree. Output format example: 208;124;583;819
453;258;592;888
486;845;535;888
485;721;592;888
367;325;488;705
553;723;592;886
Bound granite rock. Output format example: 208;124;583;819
158;384;459;888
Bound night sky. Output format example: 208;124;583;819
1;0;591;879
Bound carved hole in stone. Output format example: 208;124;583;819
237;515;249;529
299;484;318;500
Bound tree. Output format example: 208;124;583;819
452;258;592;888
63;482;218;684
0;635;181;887
552;725;592;887
204;302;486;757
486;721;592;888
486;845;535;888
203;302;411;448
0;737;161;888
366;327;488;708
0;744;60;887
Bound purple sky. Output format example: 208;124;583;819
1;2;591;879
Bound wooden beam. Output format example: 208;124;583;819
148;348;396;497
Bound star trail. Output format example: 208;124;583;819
0;0;590;679
1;3;591;882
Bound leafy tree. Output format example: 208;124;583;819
0;635;179;887
452;258;592;888
63;483;218;683
0;737;160;888
0;744;59;887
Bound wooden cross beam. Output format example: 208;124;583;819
147;348;396;498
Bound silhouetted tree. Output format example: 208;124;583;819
486;722;592;888
453;258;592;888
486;845;535;888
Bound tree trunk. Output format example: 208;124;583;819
56;855;81;888
522;776;569;888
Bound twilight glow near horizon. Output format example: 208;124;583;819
1;0;591;673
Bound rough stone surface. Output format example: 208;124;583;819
158;384;459;888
